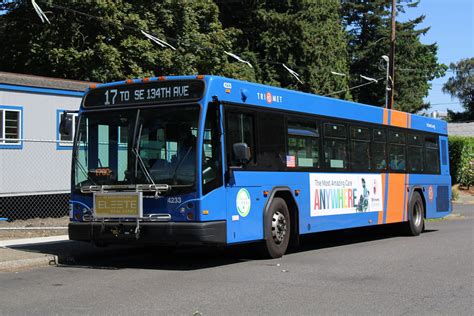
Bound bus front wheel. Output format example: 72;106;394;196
404;191;425;236
262;197;291;258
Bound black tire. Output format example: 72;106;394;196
404;191;425;236
261;197;291;259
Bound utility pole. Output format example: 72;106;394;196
388;0;396;109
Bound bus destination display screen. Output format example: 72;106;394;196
83;80;205;108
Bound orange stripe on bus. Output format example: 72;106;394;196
383;109;389;125
385;174;405;223
378;210;384;224
380;173;387;224
403;174;408;221
390;110;408;128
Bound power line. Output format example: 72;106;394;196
31;1;424;98
397;68;456;73
428;102;462;106
324;78;383;97
34;0;341;86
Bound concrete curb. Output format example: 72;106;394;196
0;235;69;248
0;255;58;272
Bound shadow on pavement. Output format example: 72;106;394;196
9;224;437;271
292;223;436;255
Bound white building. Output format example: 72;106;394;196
0;72;91;219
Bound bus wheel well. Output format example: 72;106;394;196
413;188;426;218
273;190;299;246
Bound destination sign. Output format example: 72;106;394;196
83;80;205;108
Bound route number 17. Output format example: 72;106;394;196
104;89;118;105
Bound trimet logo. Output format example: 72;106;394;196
257;92;283;104
236;188;251;217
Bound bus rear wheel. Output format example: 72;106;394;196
404;191;425;236
262;197;291;259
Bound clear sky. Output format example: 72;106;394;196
401;0;473;114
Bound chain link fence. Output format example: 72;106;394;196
0;139;72;222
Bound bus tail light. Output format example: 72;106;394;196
187;212;194;220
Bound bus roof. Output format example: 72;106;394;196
87;75;447;135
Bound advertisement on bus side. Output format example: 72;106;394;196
309;174;383;217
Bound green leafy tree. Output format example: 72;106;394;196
341;0;446;112
216;0;351;98
457;144;473;188
0;0;255;82
442;58;474;122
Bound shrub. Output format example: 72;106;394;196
448;136;474;187
451;184;460;201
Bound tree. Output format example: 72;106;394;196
0;0;255;82
216;0;351;98
442;58;474;122
341;0;446;112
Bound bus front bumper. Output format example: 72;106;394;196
68;221;227;245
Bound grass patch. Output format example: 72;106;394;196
426;218;446;222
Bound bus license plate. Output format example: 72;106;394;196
93;192;143;218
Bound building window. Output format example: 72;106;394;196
0;106;22;148
57;110;78;148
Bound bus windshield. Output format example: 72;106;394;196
73;105;200;191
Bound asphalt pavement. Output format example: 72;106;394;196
0;204;472;315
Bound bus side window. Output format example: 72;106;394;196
202;104;223;195
407;133;424;172
350;125;371;171
225;110;255;167
388;130;406;171
287;119;320;169
257;111;286;170
372;128;387;171
323;123;348;169
425;136;440;174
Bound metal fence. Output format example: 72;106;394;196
0;139;72;221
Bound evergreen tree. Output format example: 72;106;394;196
216;0;351;98
443;58;474;122
342;0;446;112
0;0;255;82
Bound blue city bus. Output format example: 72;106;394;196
64;75;451;258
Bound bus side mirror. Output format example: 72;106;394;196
233;143;251;164
59;113;73;136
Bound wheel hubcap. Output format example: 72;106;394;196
271;211;287;244
413;201;422;227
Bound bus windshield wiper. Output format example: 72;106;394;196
132;147;156;187
132;122;158;187
131;148;171;195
